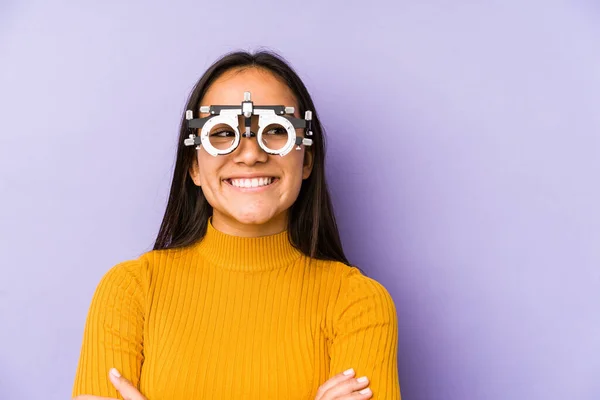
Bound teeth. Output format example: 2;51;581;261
230;177;274;188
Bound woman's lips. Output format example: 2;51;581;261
223;177;279;192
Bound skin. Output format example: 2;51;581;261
189;67;313;237
73;67;373;399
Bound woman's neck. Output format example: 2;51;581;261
194;217;301;272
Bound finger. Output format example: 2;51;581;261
315;368;356;399
337;387;373;399
108;368;146;400
322;375;370;399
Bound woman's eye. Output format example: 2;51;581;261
211;130;235;137
266;128;287;135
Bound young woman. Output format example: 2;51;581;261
72;50;401;400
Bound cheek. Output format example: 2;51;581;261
197;154;217;180
287;151;306;171
281;154;306;195
196;154;225;191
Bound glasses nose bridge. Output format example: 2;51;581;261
232;128;267;162
240;130;258;139
237;114;261;136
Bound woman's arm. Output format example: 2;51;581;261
330;267;401;399
72;260;146;398
74;368;147;400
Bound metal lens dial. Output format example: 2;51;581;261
200;115;240;156
257;115;296;155
209;123;237;151
259;123;289;152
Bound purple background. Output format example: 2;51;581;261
1;1;599;399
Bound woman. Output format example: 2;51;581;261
72;50;401;399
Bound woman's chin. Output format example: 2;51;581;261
210;203;289;234
226;207;283;227
232;213;276;226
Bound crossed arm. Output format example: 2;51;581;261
72;264;401;399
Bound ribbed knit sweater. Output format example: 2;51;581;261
72;220;401;399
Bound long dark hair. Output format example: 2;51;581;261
153;50;350;266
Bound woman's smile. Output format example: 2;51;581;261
223;176;280;192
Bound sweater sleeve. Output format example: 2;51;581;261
72;259;146;399
330;267;401;399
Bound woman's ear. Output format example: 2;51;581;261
188;159;202;187
302;148;314;180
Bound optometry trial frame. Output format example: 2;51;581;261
183;91;314;157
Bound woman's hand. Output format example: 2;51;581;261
73;368;146;400
315;368;372;399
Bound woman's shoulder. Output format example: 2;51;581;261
343;266;394;299
328;263;398;325
317;260;393;297
93;256;150;294
96;245;196;288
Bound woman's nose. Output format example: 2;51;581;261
231;132;268;165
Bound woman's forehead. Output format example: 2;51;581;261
202;68;297;107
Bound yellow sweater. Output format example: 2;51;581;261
72;220;401;399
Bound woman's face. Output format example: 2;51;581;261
189;67;313;237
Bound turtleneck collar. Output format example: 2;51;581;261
194;218;303;272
